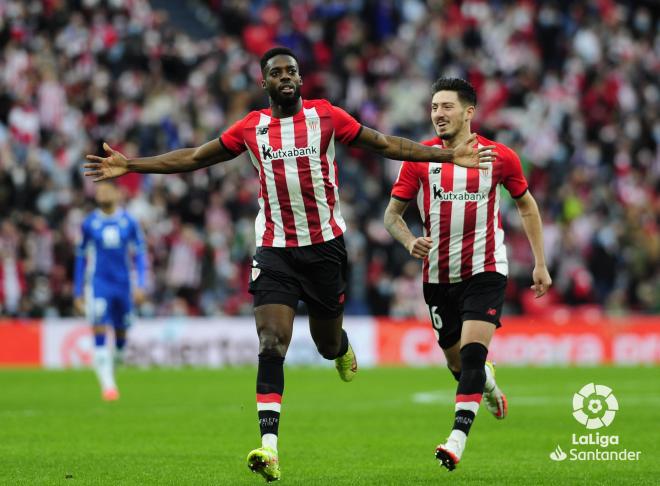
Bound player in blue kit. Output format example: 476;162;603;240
73;182;147;401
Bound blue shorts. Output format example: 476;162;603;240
87;284;133;329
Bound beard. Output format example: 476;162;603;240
436;120;463;141
270;85;302;107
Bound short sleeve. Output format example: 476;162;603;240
391;162;421;201
220;116;248;155
329;105;362;144
500;146;528;198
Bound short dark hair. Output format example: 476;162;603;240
260;47;299;72
431;77;477;107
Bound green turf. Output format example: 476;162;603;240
0;366;658;485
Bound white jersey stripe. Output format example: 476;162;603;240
304;107;335;241
255;113;286;247
447;166;467;283
325;133;347;233
471;164;493;275
280;117;310;246
493;190;508;275
426;164;442;284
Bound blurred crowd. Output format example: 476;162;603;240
0;0;657;318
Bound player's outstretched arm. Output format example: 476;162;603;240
384;197;433;259
84;139;236;181
514;191;552;298
351;127;496;169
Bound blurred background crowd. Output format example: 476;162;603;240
0;0;657;319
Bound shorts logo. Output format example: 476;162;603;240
251;267;261;281
338;293;345;304
487;308;497;316
572;383;618;429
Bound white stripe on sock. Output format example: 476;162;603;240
455;401;480;414
257;402;282;413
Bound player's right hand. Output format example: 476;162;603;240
74;297;85;316
84;143;129;181
406;237;433;259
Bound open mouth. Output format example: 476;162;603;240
279;85;295;94
436;122;448;130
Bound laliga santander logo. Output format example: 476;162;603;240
550;383;641;462
572;383;618;429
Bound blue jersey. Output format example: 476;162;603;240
74;208;147;298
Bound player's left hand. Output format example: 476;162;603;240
531;265;552;298
133;289;146;306
84;143;129;181
453;133;496;169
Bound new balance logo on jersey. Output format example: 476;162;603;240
429;167;441;174
257;127;269;135
432;184;486;201
261;144;318;161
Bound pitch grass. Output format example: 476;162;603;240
0;367;658;485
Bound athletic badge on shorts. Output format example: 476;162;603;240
251;266;261;281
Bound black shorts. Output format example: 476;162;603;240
423;272;507;349
249;236;347;319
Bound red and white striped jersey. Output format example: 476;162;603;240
391;135;528;284
221;99;362;247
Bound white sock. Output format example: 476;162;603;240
448;429;467;454
93;346;116;391
262;433;278;452
484;363;496;392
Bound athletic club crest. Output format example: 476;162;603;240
307;119;319;131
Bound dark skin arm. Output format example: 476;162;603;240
351;126;496;169
84;139;236;181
